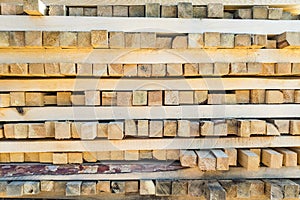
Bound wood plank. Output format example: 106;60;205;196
2;49;300;64
261;149;283;168
1;105;300;121
179;150;197;167
237;149;260;171
204;181;226;200
4;0;300;18
6;166;300;181
2;16;300;33
275;147;297;167
1;136;300;153
23;0;46;16
211;149;229;171
196;150;216;171
0;78;300;92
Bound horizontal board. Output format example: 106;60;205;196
1;16;300;34
1;105;300;121
0;78;299;91
0;105;300;121
5;0;300;6
1;166;300;180
0;136;300;152
1;49;300;64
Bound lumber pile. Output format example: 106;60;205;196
2;0;300;20
1;0;300;199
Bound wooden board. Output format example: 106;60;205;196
0;78;299;91
4;0;300;7
0;105;300;121
1;17;300;34
2;49;300;64
0;136;300;152
3;166;300;181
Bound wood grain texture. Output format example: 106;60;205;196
1;16;300;33
0;78;299;91
2;49;300;63
0;105;300;121
2;166;300;181
0;136;300;152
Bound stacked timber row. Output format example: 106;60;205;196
1;0;300;199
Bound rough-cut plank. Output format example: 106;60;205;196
177;120;191;137
237;120;250;137
290;120;300;135
10;92;25;106
155;180;171;196
149;120;163;138
204;181;226;200
266;123;280;136
140;180;155;195
3;49;300;64
23;181;40;195
112;151;125;161
3;16;300;34
25;92;44;106
2;136;300;153
108;122;124;140
81;181;96;195
1;105;300;121
80;122;97;140
275;148;297;167
207;3;223;18
172;181;188;196
250;120;266;135
6;0;297;8
28;124;46;138
153;150;166;160
211;150;229;171
262;149;283;169
66;181;82;196
91;30;108;49
238;149;260;171
180;150;197;167
54;122;71;139
6;182;24;197
53;153;68;164
264;180;284;200
196;150;216;171
224;148;237;166
49;5;66;16
8;166;300;181
277;32;300;49
124;120;137;137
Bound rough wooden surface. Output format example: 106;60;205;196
0;78;300;92
2;16;300;34
1;136;300;152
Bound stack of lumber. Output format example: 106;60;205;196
1;0;300;199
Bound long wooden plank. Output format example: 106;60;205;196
1;49;300;63
0;78;299;91
4;0;300;6
2;166;300;181
0;136;300;152
1;16;300;34
1;105;300;121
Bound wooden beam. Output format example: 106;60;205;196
0;136;300;153
0;78;299;92
2;49;300;64
6;0;300;6
1;16;300;34
0;105;300;121
4;166;300;181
